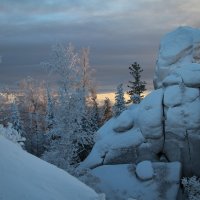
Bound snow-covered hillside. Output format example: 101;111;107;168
0;136;103;200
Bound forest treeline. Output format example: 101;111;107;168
0;43;146;173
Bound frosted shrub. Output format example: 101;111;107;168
0;123;25;147
182;176;200;200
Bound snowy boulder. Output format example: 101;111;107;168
136;137;164;163
86;162;181;200
113;109;135;133
135;160;154;181
165;98;200;137
80;127;145;169
158;27;193;68
162;73;183;87
137;89;163;139
103;146;138;165
164;85;199;108
174;63;200;87
81;27;200;195
0;136;102;200
81;89;164;168
154;27;200;89
164;85;182;107
156;26;200;176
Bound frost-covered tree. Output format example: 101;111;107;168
80;48;94;94
88;88;100;131
0;87;13;125
43;89;87;171
69;87;97;164
10;99;23;135
31;112;45;156
18;77;46;155
43;43;80;92
0;123;25;147
100;97;113;125
113;83;126;117
42;43;98;171
127;62;146;104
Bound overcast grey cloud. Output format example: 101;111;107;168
0;0;200;92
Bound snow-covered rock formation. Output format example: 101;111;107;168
0;135;103;200
154;27;200;177
80;27;200;200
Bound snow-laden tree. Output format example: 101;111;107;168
43;43;80;92
80;48;94;94
31;112;45;156
0;86;13;125
42;44;94;170
100;97;113;126
127;62;146;104
88;88;100;132
18;77;47;155
43;88;86;171
10;99;24;136
113;83;126;117
0;123;25;147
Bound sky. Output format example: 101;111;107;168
0;0;200;93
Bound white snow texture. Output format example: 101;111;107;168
0;135;102;200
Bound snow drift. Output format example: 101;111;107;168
0;135;103;200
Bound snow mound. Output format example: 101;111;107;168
87;162;181;200
136;160;154;181
0;136;102;200
112;109;135;132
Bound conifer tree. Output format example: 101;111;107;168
127;62;146;104
101;97;113;125
89;88;100;131
113;83;126;117
10;100;23;135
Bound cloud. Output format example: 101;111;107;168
0;0;200;91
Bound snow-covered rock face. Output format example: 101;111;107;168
153;26;200;176
154;26;200;89
80;90;164;169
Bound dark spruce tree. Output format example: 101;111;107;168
127;62;146;104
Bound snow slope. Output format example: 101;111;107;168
0;136;103;200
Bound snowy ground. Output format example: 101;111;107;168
0;136;103;200
83;162;181;200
